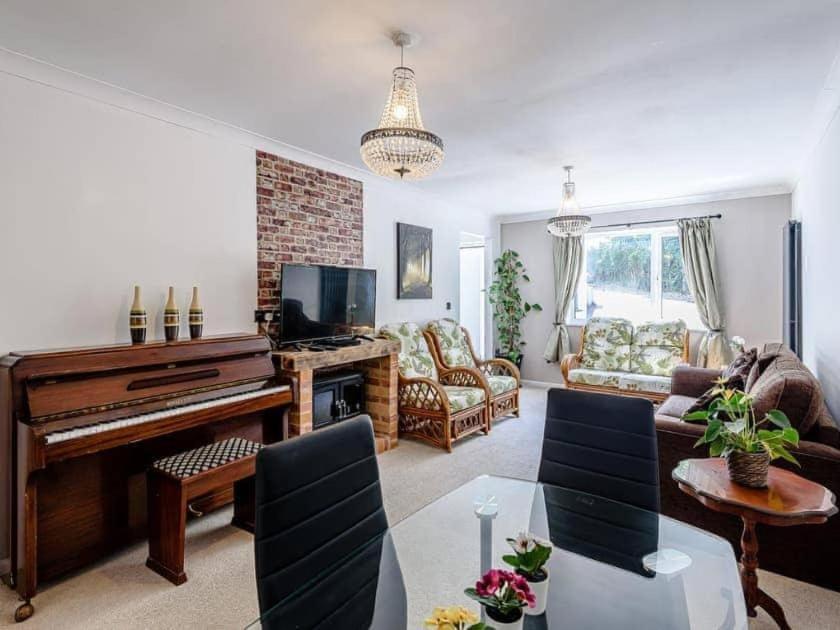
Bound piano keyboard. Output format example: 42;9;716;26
45;385;289;445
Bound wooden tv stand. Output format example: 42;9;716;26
272;337;400;452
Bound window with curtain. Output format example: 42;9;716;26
571;225;703;329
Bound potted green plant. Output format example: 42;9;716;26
465;568;535;629
502;532;552;616
683;382;799;488
488;250;541;368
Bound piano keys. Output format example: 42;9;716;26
0;334;293;622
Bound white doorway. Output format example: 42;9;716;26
459;233;486;358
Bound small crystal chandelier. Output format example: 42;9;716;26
547;166;591;237
360;31;444;181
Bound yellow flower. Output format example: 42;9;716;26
424;605;479;629
452;606;478;624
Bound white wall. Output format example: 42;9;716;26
792;107;840;419
500;195;791;383
0;51;494;355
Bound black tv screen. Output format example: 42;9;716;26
279;264;376;343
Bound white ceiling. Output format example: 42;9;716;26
2;0;840;215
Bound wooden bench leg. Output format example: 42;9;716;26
146;472;188;585
231;477;256;533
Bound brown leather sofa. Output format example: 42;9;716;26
655;343;840;591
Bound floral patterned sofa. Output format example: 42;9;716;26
560;317;689;403
424;318;520;421
380;322;490;451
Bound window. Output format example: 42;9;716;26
572;225;703;329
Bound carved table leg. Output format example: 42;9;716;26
739;517;790;630
739;517;759;616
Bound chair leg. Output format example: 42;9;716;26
232;477;256;533
146;472;188;585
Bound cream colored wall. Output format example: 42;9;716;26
500;194;791;384
0;51;495;355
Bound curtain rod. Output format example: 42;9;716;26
594;213;722;230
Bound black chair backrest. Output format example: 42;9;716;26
539;389;659;512
254;416;390;629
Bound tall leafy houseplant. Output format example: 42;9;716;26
489;250;541;365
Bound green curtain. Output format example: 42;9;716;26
543;235;584;362
677;218;732;368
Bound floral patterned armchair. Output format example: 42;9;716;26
379;322;490;452
560;317;689;403
424;318;521;421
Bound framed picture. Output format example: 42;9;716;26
397;222;433;299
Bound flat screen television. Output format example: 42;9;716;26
279;263;376;343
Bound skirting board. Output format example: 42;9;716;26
521;379;564;389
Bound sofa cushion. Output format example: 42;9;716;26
380;322;438;380
426;318;476;368
580;317;633;371
749;346;824;435
567;368;622;389
618;372;672;395
658;395;699;419
487;375;517;395
630;320;687;377
442;385;485;411
686;347;758;414
723;347;758;390
745;347;781;391
633;319;687;347
568;368;671;395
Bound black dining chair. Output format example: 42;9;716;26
538;388;660;512
254;415;403;629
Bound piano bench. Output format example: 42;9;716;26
145;437;262;586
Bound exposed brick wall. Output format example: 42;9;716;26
256;150;363;309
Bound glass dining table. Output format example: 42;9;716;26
248;475;747;629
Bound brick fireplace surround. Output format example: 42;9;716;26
255;151;398;451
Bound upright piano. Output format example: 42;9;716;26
0;334;293;621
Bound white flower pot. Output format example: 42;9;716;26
485;608;524;629
525;568;550;616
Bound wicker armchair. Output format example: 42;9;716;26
424;318;521;422
380;322;490;452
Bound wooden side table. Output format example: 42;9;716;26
673;458;836;630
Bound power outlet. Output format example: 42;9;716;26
254;309;281;323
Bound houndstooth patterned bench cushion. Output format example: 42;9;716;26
152;438;262;479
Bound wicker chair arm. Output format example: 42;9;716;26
478;358;521;384
438;366;490;394
397;374;450;413
560;353;580;385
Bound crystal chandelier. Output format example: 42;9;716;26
547;166;591;237
360;32;444;181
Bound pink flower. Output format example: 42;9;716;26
475;569;502;597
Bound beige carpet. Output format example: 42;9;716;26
1;385;838;628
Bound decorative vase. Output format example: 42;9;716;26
485;607;524;630
726;450;770;488
163;286;180;342
522;568;549;616
129;285;147;344
188;286;204;339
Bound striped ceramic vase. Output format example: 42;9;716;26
129;285;147;344
164;286;180;342
189;286;204;339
